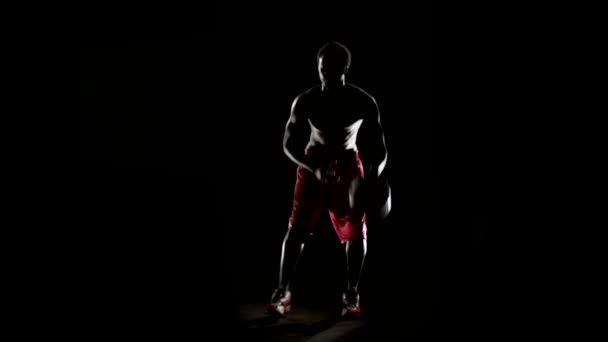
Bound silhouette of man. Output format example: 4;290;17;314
267;41;390;318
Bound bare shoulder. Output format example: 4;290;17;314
346;83;379;115
291;85;321;113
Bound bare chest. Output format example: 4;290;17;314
305;96;366;132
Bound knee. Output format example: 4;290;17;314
284;224;307;244
343;239;365;248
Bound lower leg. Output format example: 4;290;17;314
342;238;367;316
278;225;306;291
344;239;367;292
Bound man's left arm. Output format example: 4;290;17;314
359;97;388;180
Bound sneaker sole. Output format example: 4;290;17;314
266;304;291;316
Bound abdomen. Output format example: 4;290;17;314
307;119;363;150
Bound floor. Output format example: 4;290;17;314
230;301;433;341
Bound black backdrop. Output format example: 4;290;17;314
79;2;491;339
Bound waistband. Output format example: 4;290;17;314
304;146;359;158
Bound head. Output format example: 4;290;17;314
316;41;351;90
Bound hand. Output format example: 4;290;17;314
348;175;366;210
364;165;380;180
313;162;340;184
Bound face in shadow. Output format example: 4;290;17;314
318;56;348;89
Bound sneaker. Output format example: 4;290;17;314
341;288;361;317
266;288;291;316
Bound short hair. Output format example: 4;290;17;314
316;41;351;69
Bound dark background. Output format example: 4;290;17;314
80;2;490;339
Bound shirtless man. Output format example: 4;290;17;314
267;41;390;317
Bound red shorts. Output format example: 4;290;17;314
288;148;367;241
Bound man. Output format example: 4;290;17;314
267;41;390;318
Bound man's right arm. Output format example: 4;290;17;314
283;96;315;173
